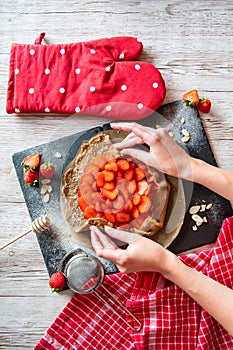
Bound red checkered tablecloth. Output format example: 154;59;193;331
35;216;233;350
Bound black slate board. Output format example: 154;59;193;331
155;101;233;252
12;101;233;276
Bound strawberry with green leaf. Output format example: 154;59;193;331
49;271;66;292
183;90;212;114
182;89;200;106
23;169;39;186
40;162;55;179
21;153;41;170
21;153;41;186
197;98;211;113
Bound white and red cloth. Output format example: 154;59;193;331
35;216;233;350
6;33;166;120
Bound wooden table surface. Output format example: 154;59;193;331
0;0;233;348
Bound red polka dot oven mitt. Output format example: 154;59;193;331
6;33;166;120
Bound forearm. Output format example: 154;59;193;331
188;158;233;202
92;225;233;335
163;255;233;336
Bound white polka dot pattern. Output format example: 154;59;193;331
7;36;166;118
137;103;144;110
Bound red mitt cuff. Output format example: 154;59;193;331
6;33;166;120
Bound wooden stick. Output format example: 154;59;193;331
0;229;32;251
0;215;50;251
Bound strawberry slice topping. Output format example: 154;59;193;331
78;154;156;228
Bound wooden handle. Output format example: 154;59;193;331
0;229;32;251
0;216;50;251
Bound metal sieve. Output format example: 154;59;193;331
60;248;142;332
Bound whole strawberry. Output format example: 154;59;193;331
197;98;211;114
40;162;55;179
23;169;39;186
49;271;65;292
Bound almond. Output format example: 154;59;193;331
189;205;200;215
41;184;48;194
41;178;51;185
47;185;53;193
181;135;190;143
43;193;50;203
181;129;190;136
191;214;203;225
180;117;185;124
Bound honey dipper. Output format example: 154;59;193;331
0;215;51;251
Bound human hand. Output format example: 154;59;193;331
111;122;192;179
90;225;175;274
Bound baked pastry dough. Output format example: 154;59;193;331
62;130;170;238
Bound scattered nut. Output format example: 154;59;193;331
168;131;174;138
41;184;48;194
181;129;190;142
156;124;162;129
196;220;203;227
189;202;212;231
181;129;190;137
200;204;206;212
189;205;200;215
180;117;185;124
43;193;50;203
191;214;203;225
181;135;190;143
55;152;62;158
47;185;53;193
41;178;51;185
41;179;53;202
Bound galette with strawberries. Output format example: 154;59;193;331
62;130;171;239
